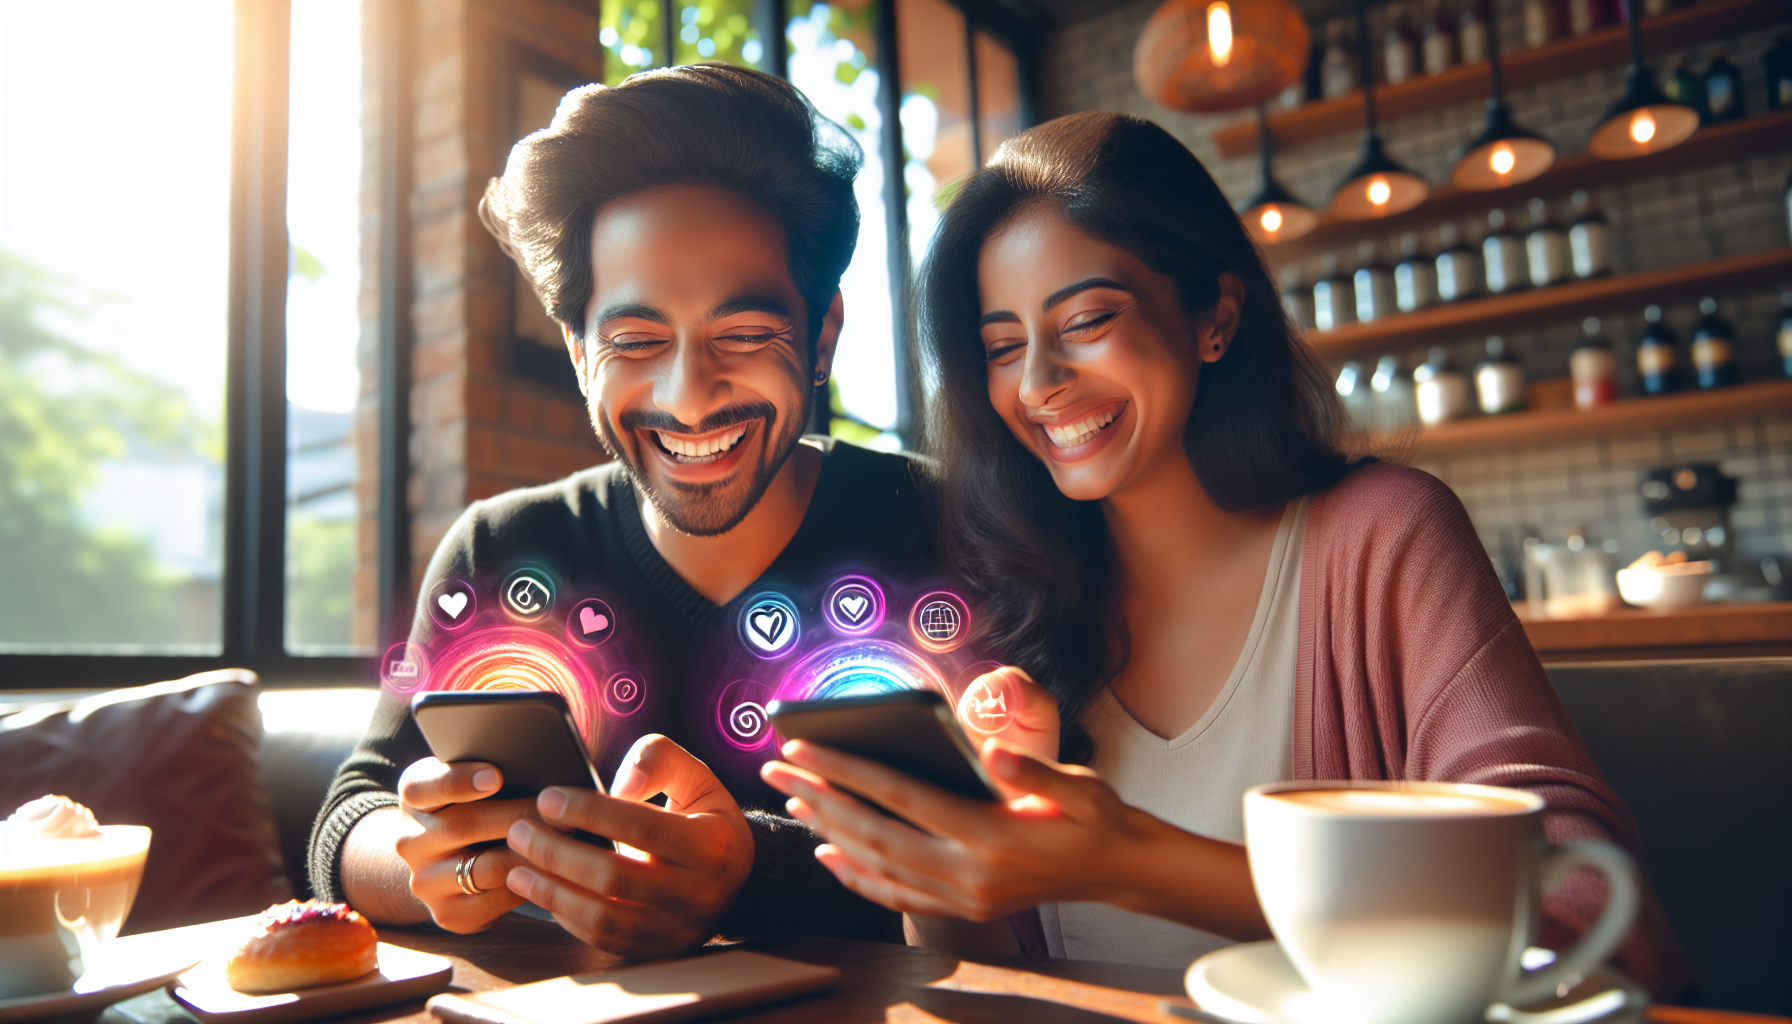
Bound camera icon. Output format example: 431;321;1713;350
501;568;554;622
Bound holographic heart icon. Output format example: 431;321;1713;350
838;594;868;622
579;606;609;634
750;608;787;645
437;591;469;619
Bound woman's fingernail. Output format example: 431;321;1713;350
508;867;535;898
472;768;500;792
508;818;534;852
538;787;567;819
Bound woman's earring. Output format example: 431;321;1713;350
814;369;830;385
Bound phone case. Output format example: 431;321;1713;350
424;951;840;1024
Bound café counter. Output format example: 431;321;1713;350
1518;601;1792;662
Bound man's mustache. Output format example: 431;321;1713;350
617;402;777;436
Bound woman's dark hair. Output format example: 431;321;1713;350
480;63;860;354
919;111;1360;764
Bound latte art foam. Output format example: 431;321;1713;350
1270;787;1535;817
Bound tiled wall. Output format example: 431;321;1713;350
1042;1;1792;570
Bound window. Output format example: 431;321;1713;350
0;0;233;654
286;0;370;655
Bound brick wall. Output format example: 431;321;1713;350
1042;1;1792;572
355;0;610;644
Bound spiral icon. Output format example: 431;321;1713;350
716;680;775;751
602;668;645;717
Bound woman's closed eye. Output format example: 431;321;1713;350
984;338;1027;364
1060;307;1121;337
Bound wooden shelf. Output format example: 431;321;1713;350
1378;378;1792;455
1213;0;1787;159
1269;111;1792;264
1305;246;1792;361
1519;600;1792;655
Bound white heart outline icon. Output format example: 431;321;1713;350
838;593;869;622
437;591;469;619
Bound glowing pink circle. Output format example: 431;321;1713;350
427;627;604;747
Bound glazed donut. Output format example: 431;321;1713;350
225;900;378;994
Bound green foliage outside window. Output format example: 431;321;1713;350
0;254;213;649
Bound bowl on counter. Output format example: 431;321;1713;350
1616;567;1708;610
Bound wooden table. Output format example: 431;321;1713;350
1515;601;1792;662
99;915;1788;1024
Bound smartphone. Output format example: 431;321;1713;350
410;690;607;801
767;689;999;803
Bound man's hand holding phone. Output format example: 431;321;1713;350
393;757;537;932
503;734;757;959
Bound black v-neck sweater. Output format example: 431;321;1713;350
308;438;941;941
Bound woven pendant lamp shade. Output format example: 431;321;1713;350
1135;0;1311;113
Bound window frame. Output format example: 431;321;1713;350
0;0;1039;691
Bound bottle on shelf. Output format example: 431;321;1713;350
1458;0;1488;64
1568;190;1613;280
1337;361;1375;430
1701;50;1745;124
1414;347;1472;425
1436;221;1484;303
1313;253;1356;331
1640;0;1677;15
1483;209;1528;294
1571;316;1619;411
1421;0;1455;76
1562;0;1611;38
1521;0;1555;50
1636;304;1682;395
1777;285;1792;378
1475;336;1527;414
1525;198;1571;288
1785;166;1791;244
1689;296;1737;389
1765;34;1792;112
1665;59;1706;122
1384;3;1417;85
1321;18;1358;99
1395;232;1437;313
1371;354;1418;431
1280;265;1315;332
1354;240;1398;323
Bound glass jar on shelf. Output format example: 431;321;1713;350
1568;190;1612;279
1421;0;1455;75
1458;0;1488;64
1354;240;1398;323
1395;232;1437;312
1525;197;1570;287
1414;346;1471;425
1474;336;1526;414
1371;354;1418;431
1702;50;1745;123
1571;317;1619;411
1436;221;1483;302
1313;253;1356;332
1483;209;1528;294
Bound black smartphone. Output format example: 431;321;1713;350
410;690;607;800
767;689;999;803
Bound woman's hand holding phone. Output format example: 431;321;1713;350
393;756;540;932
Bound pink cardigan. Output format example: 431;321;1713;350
1295;463;1695;998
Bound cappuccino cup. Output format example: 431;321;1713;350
0;825;150;998
1244;782;1638;1024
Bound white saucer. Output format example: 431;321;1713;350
0;950;200;1024
1184;941;1647;1024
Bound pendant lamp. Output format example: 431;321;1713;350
1329;0;1428;219
1450;1;1553;190
1135;0;1311;113
1241;104;1318;244
1589;0;1698;158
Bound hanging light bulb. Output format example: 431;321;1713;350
1135;0;1311;112
1329;0;1427;219
1208;1;1234;66
1450;3;1554;191
1589;0;1698;159
1240;103;1318;244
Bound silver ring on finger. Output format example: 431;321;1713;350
454;848;485;896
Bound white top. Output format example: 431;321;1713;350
1040;497;1308;970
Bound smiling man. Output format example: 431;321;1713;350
307;65;930;958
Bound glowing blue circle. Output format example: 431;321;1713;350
780;640;947;703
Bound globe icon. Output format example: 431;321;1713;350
918;600;962;643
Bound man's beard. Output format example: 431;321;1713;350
596;394;811;537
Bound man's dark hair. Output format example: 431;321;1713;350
480;63;861;355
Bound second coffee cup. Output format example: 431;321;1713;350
1243;780;1639;1024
